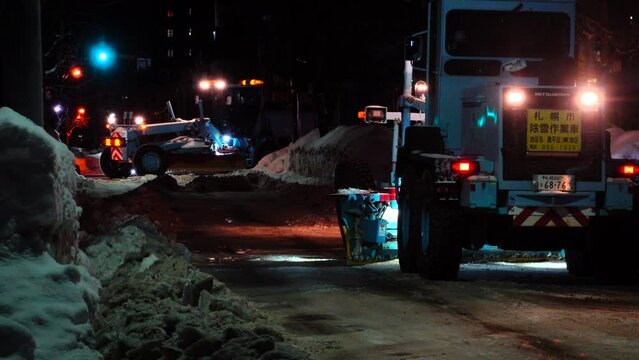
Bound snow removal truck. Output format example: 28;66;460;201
392;0;639;280
100;101;252;178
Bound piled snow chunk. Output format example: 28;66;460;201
0;250;101;360
0;107;81;261
252;126;392;185
608;126;639;159
254;143;293;174
81;216;307;359
84;225;148;281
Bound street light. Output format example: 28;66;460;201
53;104;63;114
199;79;227;91
199;80;211;90
213;79;226;90
134;115;145;125
70;66;83;79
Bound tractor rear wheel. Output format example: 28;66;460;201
99;150;130;178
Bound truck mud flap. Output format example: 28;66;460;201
508;206;594;227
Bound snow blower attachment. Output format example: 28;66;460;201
334;188;398;264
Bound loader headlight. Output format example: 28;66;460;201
505;89;525;107
579;90;600;109
414;80;428;97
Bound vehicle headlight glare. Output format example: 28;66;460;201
580;91;599;108
505;89;525;106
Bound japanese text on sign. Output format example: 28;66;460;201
526;109;581;152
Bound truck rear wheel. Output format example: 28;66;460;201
397;167;419;273
591;217;638;283
412;171;462;280
565;243;594;277
134;146;168;176
99;150;130;178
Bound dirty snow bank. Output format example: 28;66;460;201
79;177;308;359
0;107;81;261
79;175;183;239
83;217;307;359
248;126;392;186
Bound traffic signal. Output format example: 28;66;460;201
70;66;84;79
89;42;115;69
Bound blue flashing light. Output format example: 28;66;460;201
222;135;232;143
486;106;498;124
477;115;486;128
90;42;115;69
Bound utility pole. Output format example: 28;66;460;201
0;0;44;126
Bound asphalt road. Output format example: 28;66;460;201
204;259;639;359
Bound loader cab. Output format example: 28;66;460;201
425;0;576;154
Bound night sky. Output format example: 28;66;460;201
39;0;639;146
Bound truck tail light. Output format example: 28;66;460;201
620;164;638;176
378;187;397;202
452;160;476;175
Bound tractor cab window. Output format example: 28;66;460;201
445;10;570;58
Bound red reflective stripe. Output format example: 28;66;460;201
111;147;123;161
535;208;567;227
513;207;536;226
567;207;590;226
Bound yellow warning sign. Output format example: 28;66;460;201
526;109;581;152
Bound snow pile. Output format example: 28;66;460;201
80;215;307;359
183;174;254;192
0;107;81;261
608;127;639;159
79;175;183;239
252;126;393;185
0;249;101;360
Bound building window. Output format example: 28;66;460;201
212;30;217;41
167;49;174;58
188;7;192;15
167;9;173;17
167;29;174;38
188;49;192;56
188;28;192;36
137;58;152;71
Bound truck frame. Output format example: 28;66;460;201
396;0;638;280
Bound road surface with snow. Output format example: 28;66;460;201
138;174;639;360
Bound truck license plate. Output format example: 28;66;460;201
532;175;574;192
